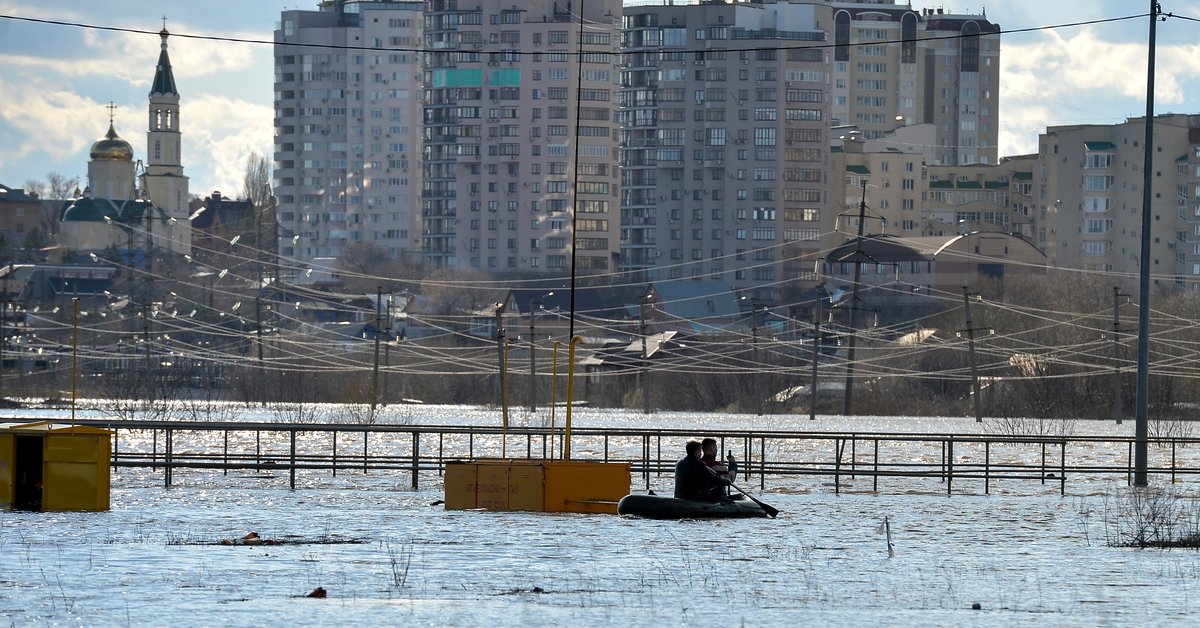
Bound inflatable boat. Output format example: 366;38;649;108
616;493;770;519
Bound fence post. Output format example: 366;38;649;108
164;428;172;488
760;436;766;491
873;438;879;492
1060;441;1067;495
412;432;420;489
289;429;296;490
946;437;953;496
834;437;842;495
1041;442;1047;486
984;440;990;495
332;431;338;477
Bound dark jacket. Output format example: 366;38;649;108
674;455;727;502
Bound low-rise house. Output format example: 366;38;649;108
821;232;1048;324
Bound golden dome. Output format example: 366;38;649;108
90;122;134;161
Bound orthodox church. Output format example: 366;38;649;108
60;27;191;256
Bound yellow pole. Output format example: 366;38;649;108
71;298;79;426
551;340;561;459
564;335;583;460
502;339;511;458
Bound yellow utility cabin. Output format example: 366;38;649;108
445;459;630;514
0;421;112;511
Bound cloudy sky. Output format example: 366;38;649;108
1;1;1199;197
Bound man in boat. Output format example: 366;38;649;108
701;438;737;484
674;440;729;502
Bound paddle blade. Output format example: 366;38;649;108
730;482;779;517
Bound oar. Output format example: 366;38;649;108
729;482;779;518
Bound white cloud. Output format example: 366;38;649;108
1000;27;1200;157
0;77;133;165
0;28;262;88
1004;29;1200;105
181;95;274;197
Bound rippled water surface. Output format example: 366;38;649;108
3;407;1198;626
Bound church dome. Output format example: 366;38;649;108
61;197;118;223
90;122;134;161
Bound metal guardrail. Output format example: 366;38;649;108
67;419;1200;495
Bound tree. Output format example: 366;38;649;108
45;173;80;200
241;152;272;207
23;180;47;199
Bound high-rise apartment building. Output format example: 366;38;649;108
422;0;622;274
830;2;1000;166
1039;115;1200;291
274;1;425;263
619;1;831;303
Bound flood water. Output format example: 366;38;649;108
2;406;1198;626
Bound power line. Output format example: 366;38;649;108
0;12;1151;56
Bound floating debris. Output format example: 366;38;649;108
170;531;368;546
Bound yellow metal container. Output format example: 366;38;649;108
507;461;545;511
0;421;112;512
443;459;629;514
475;460;509;510
543;461;630;514
443;461;478;509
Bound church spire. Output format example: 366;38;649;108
150;22;177;96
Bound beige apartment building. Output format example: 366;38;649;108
829;2;1000;166
829;124;930;247
1038;114;1200;291
619;1;831;303
274;1;426;262
923;154;1038;240
423;0;622;274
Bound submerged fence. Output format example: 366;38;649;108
50;419;1200;496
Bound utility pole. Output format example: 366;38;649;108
1113;286;1127;424
143;203;154;403
495;303;506;405
810;293;822;421
383;295;391;406
371;285;382;412
640;296;651;415
529;295;537;413
961;286;984;422
753;307;765;416
254;194;266;406
843;179;868;416
1133;0;1159;486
